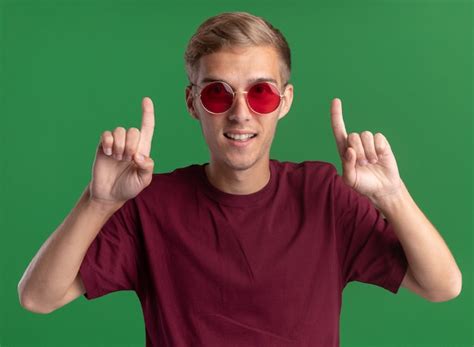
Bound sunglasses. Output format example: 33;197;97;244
191;80;286;115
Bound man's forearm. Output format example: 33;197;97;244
372;180;462;300
18;184;123;312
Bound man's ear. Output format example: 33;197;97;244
185;86;199;120
278;83;294;120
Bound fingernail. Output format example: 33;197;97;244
117;154;122;161
105;148;112;156
136;154;144;161
124;155;132;162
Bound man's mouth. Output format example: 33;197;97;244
223;133;258;141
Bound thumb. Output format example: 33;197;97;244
342;147;356;187
133;152;154;175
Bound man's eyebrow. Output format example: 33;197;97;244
198;77;279;85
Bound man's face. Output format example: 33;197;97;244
186;45;294;172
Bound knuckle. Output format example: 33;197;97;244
113;141;124;151
103;138;113;147
125;129;140;150
348;132;358;140
124;144;135;155
361;130;373;138
101;131;112;142
348;133;360;145
375;132;386;140
375;143;385;152
127;130;140;143
126;129;139;140
113;126;126;134
101;136;113;148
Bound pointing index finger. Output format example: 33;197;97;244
330;98;348;159
138;96;155;157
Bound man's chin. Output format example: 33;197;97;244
220;156;257;171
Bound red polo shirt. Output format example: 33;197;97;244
79;159;408;346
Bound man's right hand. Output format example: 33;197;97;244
89;97;155;206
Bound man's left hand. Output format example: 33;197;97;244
330;98;403;206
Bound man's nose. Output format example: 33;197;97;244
227;92;251;122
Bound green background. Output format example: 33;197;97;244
1;0;472;346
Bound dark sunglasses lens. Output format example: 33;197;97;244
248;83;281;114
200;82;233;113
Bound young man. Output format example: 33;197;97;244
18;11;461;347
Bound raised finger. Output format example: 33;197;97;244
330;98;348;159
137;97;155;157
347;132;367;165
124;127;140;162
112;126;126;160
360;131;378;163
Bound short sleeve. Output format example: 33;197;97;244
79;198;143;300
331;169;408;294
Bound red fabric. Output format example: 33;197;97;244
79;159;408;347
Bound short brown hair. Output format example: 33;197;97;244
184;12;291;86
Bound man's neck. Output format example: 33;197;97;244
204;158;271;195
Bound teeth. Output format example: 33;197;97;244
225;133;256;141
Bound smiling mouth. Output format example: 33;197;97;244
223;133;258;141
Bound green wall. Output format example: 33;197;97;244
1;0;472;346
